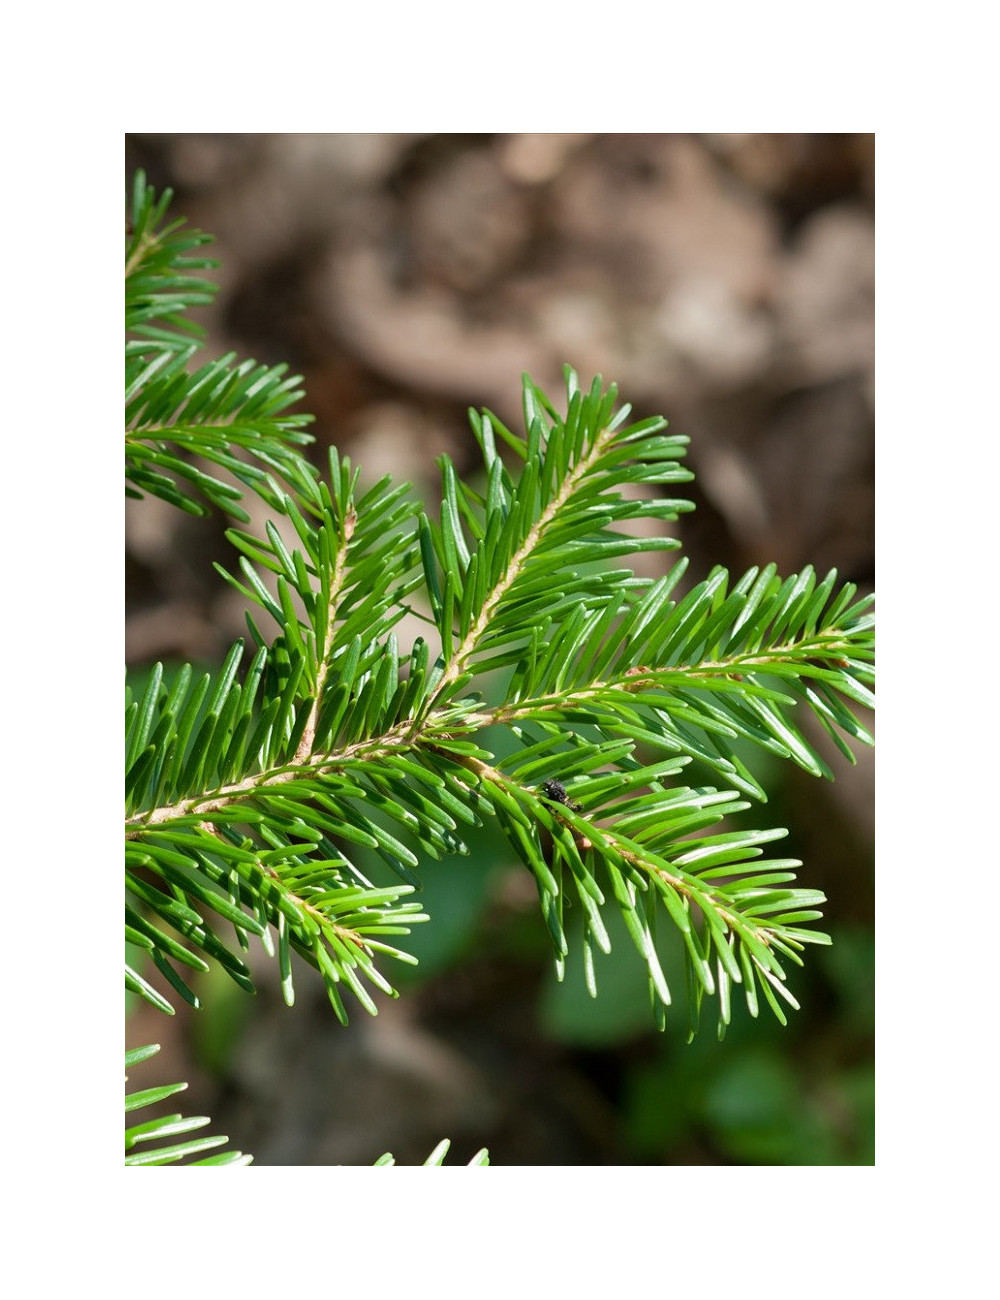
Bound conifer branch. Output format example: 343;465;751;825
416;415;626;720
126;358;873;1032
126;174;874;1163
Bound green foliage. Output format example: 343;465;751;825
125;170;317;520
125;173;875;1165
125;1045;252;1165
374;1140;491;1167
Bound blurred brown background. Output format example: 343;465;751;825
125;133;874;1165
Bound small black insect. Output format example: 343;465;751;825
540;779;583;812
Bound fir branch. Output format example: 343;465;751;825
412;372;694;722
125;171;218;354
126;174;875;1164
127;249;873;1040
125;1045;252;1165
125;172;317;518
